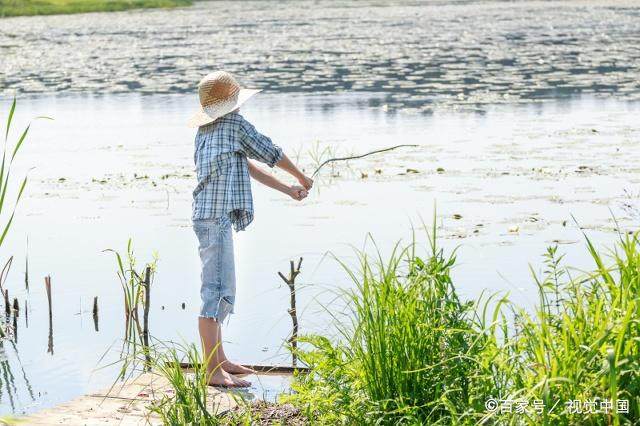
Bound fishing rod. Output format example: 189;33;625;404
311;144;419;178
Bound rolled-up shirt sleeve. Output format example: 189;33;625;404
238;117;283;167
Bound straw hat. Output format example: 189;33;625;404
188;71;261;127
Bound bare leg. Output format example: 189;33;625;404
198;317;250;387
216;323;255;375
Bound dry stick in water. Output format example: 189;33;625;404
44;276;52;321
311;144;419;177
278;257;303;367
142;266;151;369
93;296;99;332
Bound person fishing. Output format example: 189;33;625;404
188;71;313;387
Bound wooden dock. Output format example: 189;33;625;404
23;372;238;425
22;365;306;425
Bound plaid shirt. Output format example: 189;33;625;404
192;112;283;231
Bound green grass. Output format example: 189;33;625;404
146;342;223;425
0;0;192;17
116;339;258;425
282;218;640;425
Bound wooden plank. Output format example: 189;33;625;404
177;363;310;374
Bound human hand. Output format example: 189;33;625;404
297;175;314;191
287;185;308;201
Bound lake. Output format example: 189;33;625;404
0;0;639;416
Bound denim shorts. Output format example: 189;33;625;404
193;216;236;323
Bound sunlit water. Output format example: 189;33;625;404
0;92;636;415
1;0;639;108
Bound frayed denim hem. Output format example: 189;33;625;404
199;296;234;324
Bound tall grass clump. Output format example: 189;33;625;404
284;221;496;424
503;232;640;424
120;339;262;425
284;223;640;425
146;341;223;425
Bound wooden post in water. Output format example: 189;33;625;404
44;276;52;321
278;257;303;367
12;298;18;314
92;296;99;332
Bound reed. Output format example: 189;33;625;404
105;239;157;367
0;99;41;340
284;221;640;425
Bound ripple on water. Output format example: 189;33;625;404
1;0;640;111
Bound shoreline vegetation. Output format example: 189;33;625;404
122;219;640;425
0;0;192;17
278;221;640;424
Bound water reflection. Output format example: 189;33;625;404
0;340;34;412
11;311;17;344
47;318;53;356
44;276;53;356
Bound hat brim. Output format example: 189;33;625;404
187;88;262;128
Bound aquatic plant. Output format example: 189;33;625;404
283;220;640;425
105;239;157;368
307;141;338;177
0;99;31;259
0;99;42;339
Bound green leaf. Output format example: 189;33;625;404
4;98;16;143
0;211;15;247
11;124;30;162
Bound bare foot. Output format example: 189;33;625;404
207;369;250;388
229;373;251;387
221;360;255;375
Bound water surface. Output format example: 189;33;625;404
1;0;639;110
0;92;637;415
